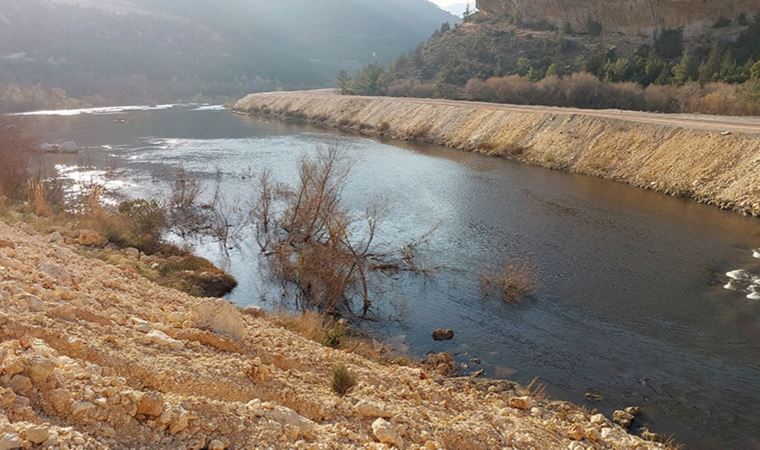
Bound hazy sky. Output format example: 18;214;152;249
430;0;471;7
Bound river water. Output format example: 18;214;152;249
15;105;760;449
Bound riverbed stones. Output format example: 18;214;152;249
137;391;164;418
568;424;584;441
141;330;184;351
639;427;662;442
355;400;391;418
431;328;454;341
23;426;49;445
76;230;107;247
0;432;22;450
371;418;402;447
612;409;636;429
508;396;533;410
47;231;64;243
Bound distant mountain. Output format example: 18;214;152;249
0;0;458;111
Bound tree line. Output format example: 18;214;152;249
339;12;760;115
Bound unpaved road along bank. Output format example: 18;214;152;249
0;219;666;449
233;91;760;217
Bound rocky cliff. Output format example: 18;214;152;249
476;0;760;37
233;91;760;217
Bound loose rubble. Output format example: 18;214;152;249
0;221;669;449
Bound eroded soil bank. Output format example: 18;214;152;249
233;91;760;216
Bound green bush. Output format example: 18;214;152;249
585;17;602;36
331;365;356;395
114;199;167;253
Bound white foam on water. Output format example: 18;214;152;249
726;269;749;281
723;280;741;291
747;291;760;301
753;249;760;259
191;105;226;111
9;104;177;116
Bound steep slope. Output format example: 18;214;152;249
0;0;458;110
0;220;665;448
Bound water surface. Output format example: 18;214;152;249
18;106;760;449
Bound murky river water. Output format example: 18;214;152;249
15;105;760;449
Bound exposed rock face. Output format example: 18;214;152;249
476;0;760;37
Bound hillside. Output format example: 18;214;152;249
0;220;667;449
477;0;760;37
343;0;760;115
0;0;458;112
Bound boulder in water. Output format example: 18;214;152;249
432;328;454;341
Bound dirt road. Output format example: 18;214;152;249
259;89;760;134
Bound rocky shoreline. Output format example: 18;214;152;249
0;219;670;449
233;91;760;217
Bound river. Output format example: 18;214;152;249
15;105;760;449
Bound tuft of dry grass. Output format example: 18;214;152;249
0;118;42;202
267;310;394;362
480;259;539;302
331;364;356;396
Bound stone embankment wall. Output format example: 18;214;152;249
234;92;760;216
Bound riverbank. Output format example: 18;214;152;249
233;91;760;217
0;219;669;449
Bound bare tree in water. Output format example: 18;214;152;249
252;145;431;317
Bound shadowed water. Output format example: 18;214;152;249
18;106;760;449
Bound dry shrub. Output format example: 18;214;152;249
480;259;539;302
331;364;356;396
268;310;392;361
169;166;202;231
0;118;42;202
28;180;51;216
254;145;427;317
406;124;432;142
461;73;760;115
386;79;436;98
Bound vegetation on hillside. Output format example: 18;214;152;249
342;12;760;115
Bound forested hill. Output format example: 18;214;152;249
0;0;457;112
343;7;760;116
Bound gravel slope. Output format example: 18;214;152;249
0;220;668;449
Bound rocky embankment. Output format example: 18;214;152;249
0;220;667;449
233;91;760;217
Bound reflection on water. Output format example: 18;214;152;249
15;106;760;449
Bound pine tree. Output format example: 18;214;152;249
751;60;760;80
545;63;559;78
698;46;722;83
673;52;695;85
718;52;739;82
336;70;352;95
